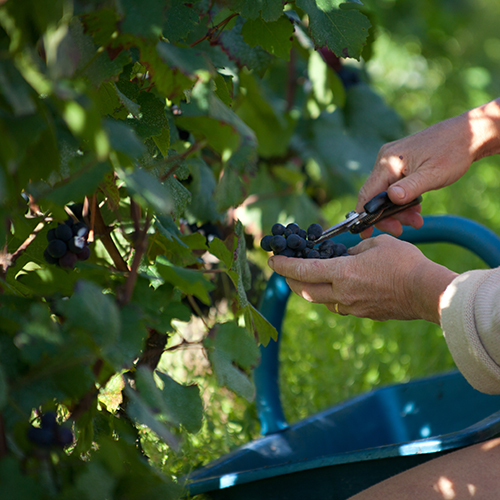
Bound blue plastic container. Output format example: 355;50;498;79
186;216;500;499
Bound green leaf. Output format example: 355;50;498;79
243;303;278;346
163;0;200;43
104;119;146;160
108;305;148;369
0;458;42;500
213;72;233;108
125;381;180;451
120;167;173;215
164;175;192;219
204;322;260;401
155;258;213;305
241;15;294;61
208;237;234;269
219;17;274;75
59;280;121;349
229;0;284;22
130;91;169;140
156;41;214;81
185;158;219;222
214;167;245;212
236;72;296;157
155;371;203;433
0;365;7;410
297;0;371;60
36;161;112;209
120;0;165;39
69;17;130;86
0;60;37;116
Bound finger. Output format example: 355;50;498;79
388;169;434;204
286;278;335;304
268;255;335;283
347;236;380;255
356;154;406;212
326;303;348;316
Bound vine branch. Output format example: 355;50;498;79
190;13;238;47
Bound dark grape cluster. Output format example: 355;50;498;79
260;222;348;259
27;412;73;449
44;210;91;269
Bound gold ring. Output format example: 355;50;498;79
334;303;340;314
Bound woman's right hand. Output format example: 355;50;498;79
356;99;500;237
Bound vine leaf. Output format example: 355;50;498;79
297;0;371;60
203;322;260;401
241;15;294;61
228;0;284;22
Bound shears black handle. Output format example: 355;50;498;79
350;191;423;234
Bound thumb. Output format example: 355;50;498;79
388;170;431;204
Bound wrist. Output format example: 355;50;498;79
465;99;500;161
411;260;458;324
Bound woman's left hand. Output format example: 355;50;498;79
268;235;457;324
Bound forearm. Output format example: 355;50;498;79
466;98;500;161
411;260;458;324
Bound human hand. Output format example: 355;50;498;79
268;235;457;324
356;113;475;237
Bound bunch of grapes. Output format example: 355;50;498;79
44;216;91;269
260;222;349;259
27;412;73;449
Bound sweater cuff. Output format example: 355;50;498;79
440;269;500;394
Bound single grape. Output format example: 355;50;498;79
307;249;320;259
271;223;285;236
307;223;323;241
47;228;57;242
64;217;74;227
286;223;299;235
47;239;67;259
59;252;78;269
260;235;273;252
43;248;59;265
40;412;57;430
286;233;302;250
27;426;55;448
77;246;91;261
270;235;287;253
333;243;347;257
55;427;74;448
298;228;307;240
55;223;73;242
278;247;296;257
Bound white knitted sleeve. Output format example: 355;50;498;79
440;267;500;394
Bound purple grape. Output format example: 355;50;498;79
271;223;285;236
77;246;91;261
55;223;73;242
47;239;67;259
59;252;78;269
286;223;299;234
307;223;323;241
307;249;320;259
260;235;273;252
270;235;287;253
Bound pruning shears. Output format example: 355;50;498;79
315;191;423;244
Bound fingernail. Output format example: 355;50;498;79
391;185;406;200
268;257;275;270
